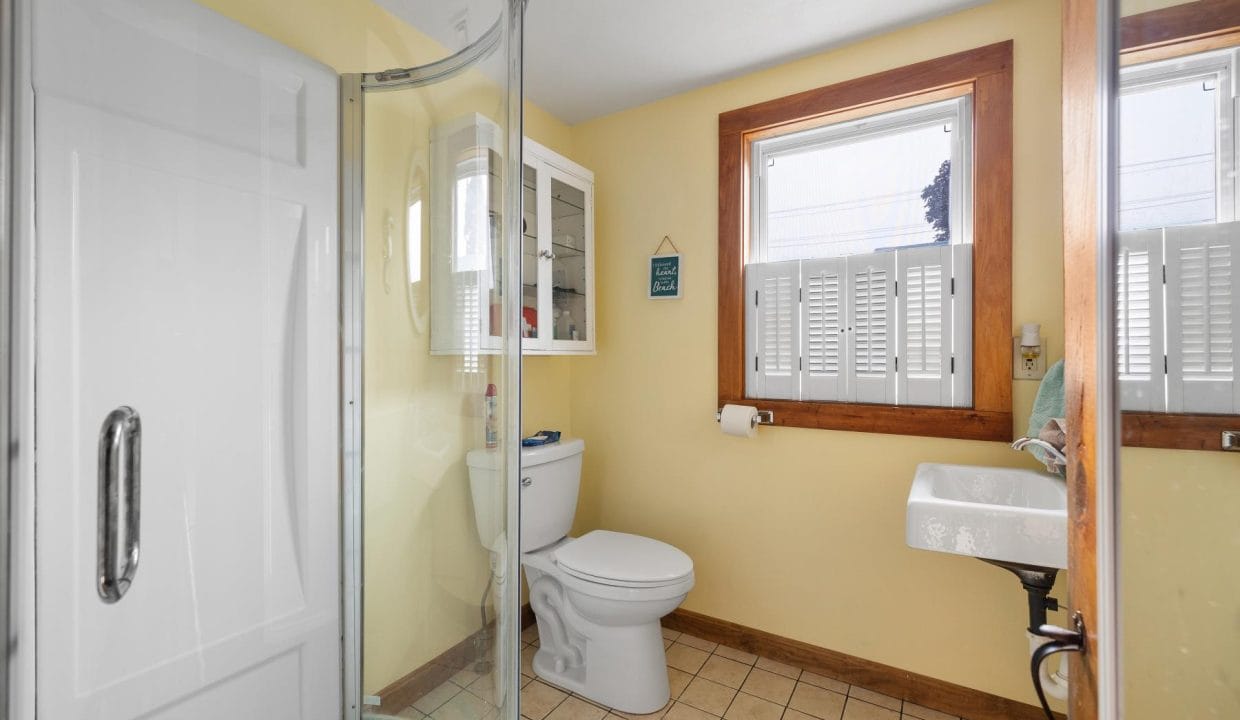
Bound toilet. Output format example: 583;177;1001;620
466;438;694;713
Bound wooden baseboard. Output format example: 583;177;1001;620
375;604;538;713
663;608;1065;720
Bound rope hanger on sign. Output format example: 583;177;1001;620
652;235;680;255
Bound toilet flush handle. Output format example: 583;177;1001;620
521;477;532;487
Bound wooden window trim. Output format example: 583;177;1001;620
1119;0;1240;451
717;41;1013;442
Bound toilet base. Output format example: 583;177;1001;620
530;619;670;714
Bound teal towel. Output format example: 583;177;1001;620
1025;359;1066;472
1027;359;1066;439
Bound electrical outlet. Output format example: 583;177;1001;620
1013;336;1047;380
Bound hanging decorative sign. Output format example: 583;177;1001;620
648;236;682;300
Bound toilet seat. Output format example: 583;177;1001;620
554;530;694;588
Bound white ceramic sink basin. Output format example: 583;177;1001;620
906;463;1068;569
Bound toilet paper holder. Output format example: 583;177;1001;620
714;408;775;427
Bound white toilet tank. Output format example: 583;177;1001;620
466;438;584;553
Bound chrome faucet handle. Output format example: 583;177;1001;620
1011;437;1067;466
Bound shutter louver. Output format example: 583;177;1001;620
1116;230;1165;411
746;261;801;400
847;252;896;403
802;258;846;401
897;246;953;406
1166;222;1240;414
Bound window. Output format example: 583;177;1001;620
1117;48;1240;414
717;42;1013;440
746;98;973;408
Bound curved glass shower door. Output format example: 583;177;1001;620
341;2;524;718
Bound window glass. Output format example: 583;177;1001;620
763;122;954;261
1119;75;1219;231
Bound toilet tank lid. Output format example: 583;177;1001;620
466;438;584;471
554;530;693;585
522;437;584;467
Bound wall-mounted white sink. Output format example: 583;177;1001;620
906;463;1068;569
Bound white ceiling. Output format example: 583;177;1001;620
378;0;987;125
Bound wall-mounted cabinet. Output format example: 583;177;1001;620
430;115;595;356
522;138;595;355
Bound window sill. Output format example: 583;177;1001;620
1122;411;1240;451
720;396;1013;442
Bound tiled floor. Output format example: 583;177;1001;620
386;626;962;720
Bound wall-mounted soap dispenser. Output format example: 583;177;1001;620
1013;323;1047;380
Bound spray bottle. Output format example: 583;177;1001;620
484;383;498;449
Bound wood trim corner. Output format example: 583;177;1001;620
1121;0;1240;51
663;608;1064;720
717;42;1014;441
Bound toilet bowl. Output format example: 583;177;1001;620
466;439;694;714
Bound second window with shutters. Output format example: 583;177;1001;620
744;96;974;410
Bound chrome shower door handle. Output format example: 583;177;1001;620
97;406;141;603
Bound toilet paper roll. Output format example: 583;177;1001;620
720;404;759;438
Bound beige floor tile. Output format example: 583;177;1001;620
396;707;427;719
798;672;848;696
430;690;494;720
662;628;682;642
713;646;757;666
521;646;538;678
840;699;899;720
676;634;719;653
787;683;847;720
450;666;484;688
521;680;569;720
753;657;801;680
669;667;694;699
782;711;817;720
666;643;711;674
665;638;674;649
898;703;957;720
413;682;461;715
467;673;500;705
737;669;795;705
523;625;541;644
547;696;609;720
679;677;737;716
846;687;900;712
662;702;719;720
610;699;672;720
698;655;752;689
721;692;782;720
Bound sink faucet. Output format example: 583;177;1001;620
1011;437;1068;467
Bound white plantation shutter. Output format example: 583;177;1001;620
801;258;847;401
847;252;897;403
1165;222;1240;413
746;261;801;400
897;246;952;406
1116;230;1166;412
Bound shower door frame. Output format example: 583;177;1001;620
337;2;526;716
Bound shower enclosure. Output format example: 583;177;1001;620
3;0;525;717
342;3;525;718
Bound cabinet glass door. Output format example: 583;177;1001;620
522;162;540;341
549;170;591;346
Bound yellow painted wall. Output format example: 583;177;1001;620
198;0;576;695
566;0;1065;707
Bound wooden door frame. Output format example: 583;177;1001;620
1062;0;1119;719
